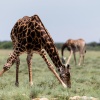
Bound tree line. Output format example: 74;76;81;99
0;41;100;51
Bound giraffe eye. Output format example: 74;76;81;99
58;68;60;72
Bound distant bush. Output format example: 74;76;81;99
86;42;100;51
55;42;62;49
55;42;100;51
0;41;12;49
0;41;100;50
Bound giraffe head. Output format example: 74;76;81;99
59;64;71;88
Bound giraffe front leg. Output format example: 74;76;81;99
78;51;83;66
78;54;84;66
0;52;18;76
66;50;73;66
73;52;77;65
15;57;20;87
40;49;67;88
27;53;33;86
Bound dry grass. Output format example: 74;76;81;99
0;49;100;100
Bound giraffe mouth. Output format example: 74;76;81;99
60;75;71;88
67;83;71;88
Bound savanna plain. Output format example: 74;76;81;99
0;49;100;100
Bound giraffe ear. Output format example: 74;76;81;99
67;64;70;69
66;64;71;69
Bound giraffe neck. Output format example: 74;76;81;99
34;15;63;70
43;41;63;70
43;36;63;70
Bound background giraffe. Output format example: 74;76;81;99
0;15;71;88
61;39;86;66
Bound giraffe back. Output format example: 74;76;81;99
66;39;86;52
10;15;54;53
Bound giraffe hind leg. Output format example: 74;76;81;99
15;57;20;87
27;53;33;86
15;53;33;87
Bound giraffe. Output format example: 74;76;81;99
0;15;71;88
61;39;86;66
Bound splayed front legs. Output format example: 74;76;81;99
0;50;67;88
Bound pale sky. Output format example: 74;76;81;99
0;0;100;43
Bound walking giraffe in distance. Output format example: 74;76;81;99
61;39;86;66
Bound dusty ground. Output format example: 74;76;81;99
32;96;98;100
69;96;98;100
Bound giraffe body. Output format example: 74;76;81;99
0;15;71;88
61;39;86;66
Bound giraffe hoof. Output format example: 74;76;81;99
29;82;33;86
62;82;67;88
0;69;6;76
78;64;81;66
15;82;19;87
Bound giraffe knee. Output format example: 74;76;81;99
16;58;20;65
3;63;11;71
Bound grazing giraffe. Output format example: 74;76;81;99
0;15;71;88
61;39;86;66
